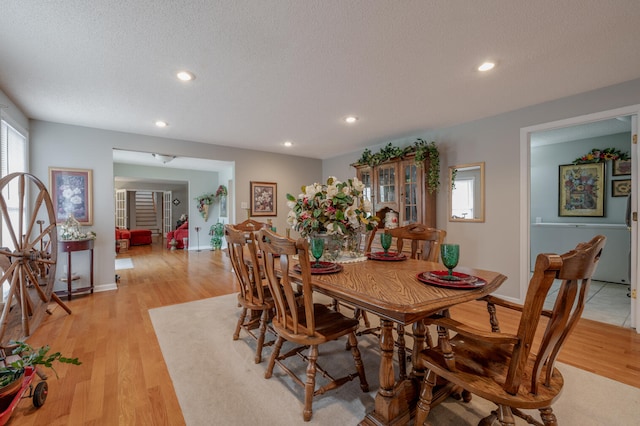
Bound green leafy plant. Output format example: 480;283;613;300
572;147;630;164
0;341;82;386
355;139;441;193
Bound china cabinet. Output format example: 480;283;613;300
353;154;436;228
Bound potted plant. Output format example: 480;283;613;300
0;341;81;409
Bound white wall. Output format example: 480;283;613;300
323;78;640;300
29;120;322;289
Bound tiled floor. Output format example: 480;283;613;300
544;280;631;328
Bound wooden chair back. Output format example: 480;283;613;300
233;219;270;233
366;223;445;261
224;224;266;306
497;234;606;395
256;228;316;337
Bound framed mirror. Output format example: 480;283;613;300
449;162;485;222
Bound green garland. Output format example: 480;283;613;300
355;139;440;193
572;147;630;164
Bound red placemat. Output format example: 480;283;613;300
416;271;486;289
294;262;343;275
367;251;407;261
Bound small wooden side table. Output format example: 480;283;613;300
57;238;94;301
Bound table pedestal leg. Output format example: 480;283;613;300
362;319;411;426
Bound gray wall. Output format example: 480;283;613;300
29;120;322;290
324;78;640;300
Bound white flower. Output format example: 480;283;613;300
286;210;297;225
325;184;339;198
363;199;373;213
352;177;365;192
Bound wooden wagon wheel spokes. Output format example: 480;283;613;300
0;172;69;345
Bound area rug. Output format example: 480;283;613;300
149;294;640;425
115;258;134;270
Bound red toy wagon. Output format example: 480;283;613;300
0;367;48;425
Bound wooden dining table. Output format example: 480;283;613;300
305;257;507;426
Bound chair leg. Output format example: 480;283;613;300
347;332;369;392
415;369;437;425
538;407;558;426
233;307;247;340
254;309;269;363
496;405;516;426
265;335;284;379
303;345;319;421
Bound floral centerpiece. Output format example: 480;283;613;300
286;176;378;239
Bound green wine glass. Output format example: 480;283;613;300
440;244;460;281
310;237;325;268
380;232;393;256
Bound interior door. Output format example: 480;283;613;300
115;189;127;228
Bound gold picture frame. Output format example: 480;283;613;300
612;179;631;197
613;159;631;176
558;163;604;217
49;167;93;225
250;181;277;216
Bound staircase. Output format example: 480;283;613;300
135;191;161;236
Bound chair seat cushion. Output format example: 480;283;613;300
420;334;564;409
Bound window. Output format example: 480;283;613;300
451;177;474;219
1;116;28;250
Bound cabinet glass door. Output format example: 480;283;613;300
378;164;396;203
403;162;419;224
358;168;373;202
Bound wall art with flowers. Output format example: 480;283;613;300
559;163;605;217
49;167;93;225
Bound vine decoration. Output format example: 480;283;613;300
355;139;440;193
572;147;629;164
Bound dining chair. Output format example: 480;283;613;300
414;235;606;426
233;218;270;233
378;223;446;261
256;228;369;422
362;223;447;378
224;224;275;364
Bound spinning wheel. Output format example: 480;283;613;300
0;172;69;346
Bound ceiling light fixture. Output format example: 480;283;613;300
152;153;176;164
176;71;195;81
345;116;358;124
155;120;168;128
478;62;495;72
283;141;293;147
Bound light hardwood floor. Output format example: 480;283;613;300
10;240;640;425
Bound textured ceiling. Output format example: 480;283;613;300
1;1;639;160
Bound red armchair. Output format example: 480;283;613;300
167;221;189;249
116;227;131;241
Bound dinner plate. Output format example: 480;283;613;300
428;270;477;283
367;251;407;261
416;272;486;289
294;262;343;275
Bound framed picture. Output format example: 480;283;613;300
613;159;631;176
250;181;277;216
49;167;93;224
558;163;605;217
612;179;631;197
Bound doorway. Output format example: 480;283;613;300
521;105;640;331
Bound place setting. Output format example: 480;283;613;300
294;235;343;274
366;232;407;261
416;243;486;289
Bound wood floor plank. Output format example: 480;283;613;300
8;240;639;425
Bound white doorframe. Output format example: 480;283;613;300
520;104;640;332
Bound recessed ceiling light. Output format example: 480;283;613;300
176;71;195;81
344;116;358;124
155;120;168;128
478;62;495;72
283;141;293;147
